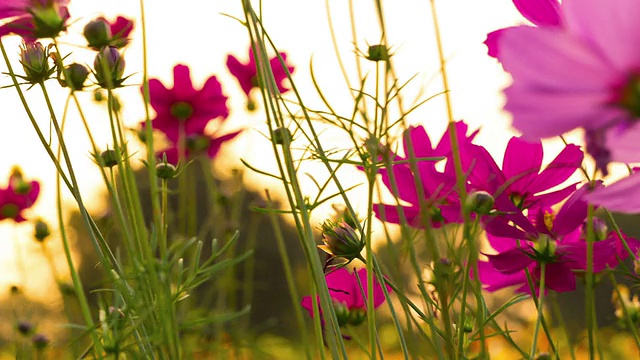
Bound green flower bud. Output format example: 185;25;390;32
94;46;125;89
465;191;495;215
366;44;390;62
32;333;49;350
272;127;292;145
318;220;364;260
84;19;112;50
59;63;89;90
156;162;178;179
347;308;366;326
19;41;55;84
333;300;350;327
96;149;119;168
34;219;51;242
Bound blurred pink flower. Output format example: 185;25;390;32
301;268;390;326
495;0;640;211
0;171;39;223
485;0;561;58
145;64;229;140
0;0;70;40
226;47;294;96
373;122;478;228
158;131;241;164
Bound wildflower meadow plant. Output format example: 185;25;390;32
2;0;640;359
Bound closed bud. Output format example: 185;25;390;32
333;300;350;327
30;4;68;39
272;127;291;145
318;220;364;260
19;41;54;84
84;19;112;50
32;333;49;350
347;307;366;326
534;235;557;261
96;149;119;168
16;321;33;336
465;191;495;215
94;46;125;89
59;63;89;90
34;219;51;242
156;162;178;179
366;44;390;62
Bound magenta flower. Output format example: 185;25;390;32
0;0;70;40
0;171;40;223
494;0;640;211
145;65;229;140
477;185;636;294
460;137;582;229
373;122;478;228
485;0;561;58
301;268;390;327
226;47;294;97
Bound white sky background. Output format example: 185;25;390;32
0;0;593;302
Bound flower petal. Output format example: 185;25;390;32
585;173;640;212
512;0;561;26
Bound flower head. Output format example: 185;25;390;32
93;46;125;89
227;46;294;109
301;268;390;327
18;40;55;84
0;169;40;223
492;0;640;211
0;0;70;40
145;65;229;140
372;122;478;228
318;220;364;262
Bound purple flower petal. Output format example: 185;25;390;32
502;137;543;194
486;247;534;274
512;0;561;27
585;173;640;212
528;144;584;193
543;262;576;292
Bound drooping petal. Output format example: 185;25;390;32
542;262;576;292
476;261;528;292
585;173;640;212
486;247;535;274
354;268;391;309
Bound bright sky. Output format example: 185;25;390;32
0;0;593;302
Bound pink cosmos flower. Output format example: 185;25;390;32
0;171;40;223
478;185;638;294
460;137;583;226
0;0;70;40
226;47;294;97
373;122;478;228
495;0;640;211
301;268;390;327
485;0;561;58
144;65;229;140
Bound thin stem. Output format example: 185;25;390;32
530;262;547;358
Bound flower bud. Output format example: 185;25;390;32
366;44;390;62
9;167;31;195
94;46;125;89
318;220;364;260
156;162;178;179
347;307;366;326
333;300;350;327
16;320;33;336
186;134;211;153
465;191;495;215
93;89;105;102
34;219;51;242
534;234;557;261
96;149;119;168
19;41;54;84
30;4;68;39
32;333;49;350
84;19;112;50
58;63;89;90
535;353;552;360
272;127;291;145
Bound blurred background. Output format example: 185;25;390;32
0;0;637;358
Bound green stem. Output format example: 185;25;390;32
530;262;547;358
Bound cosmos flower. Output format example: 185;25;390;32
0;169;40;223
145;64;229;139
226;46;294;109
301;268;390;327
477;185;637;294
0;0;70;40
158;130;241;164
373;122;478;228
495;0;640;211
